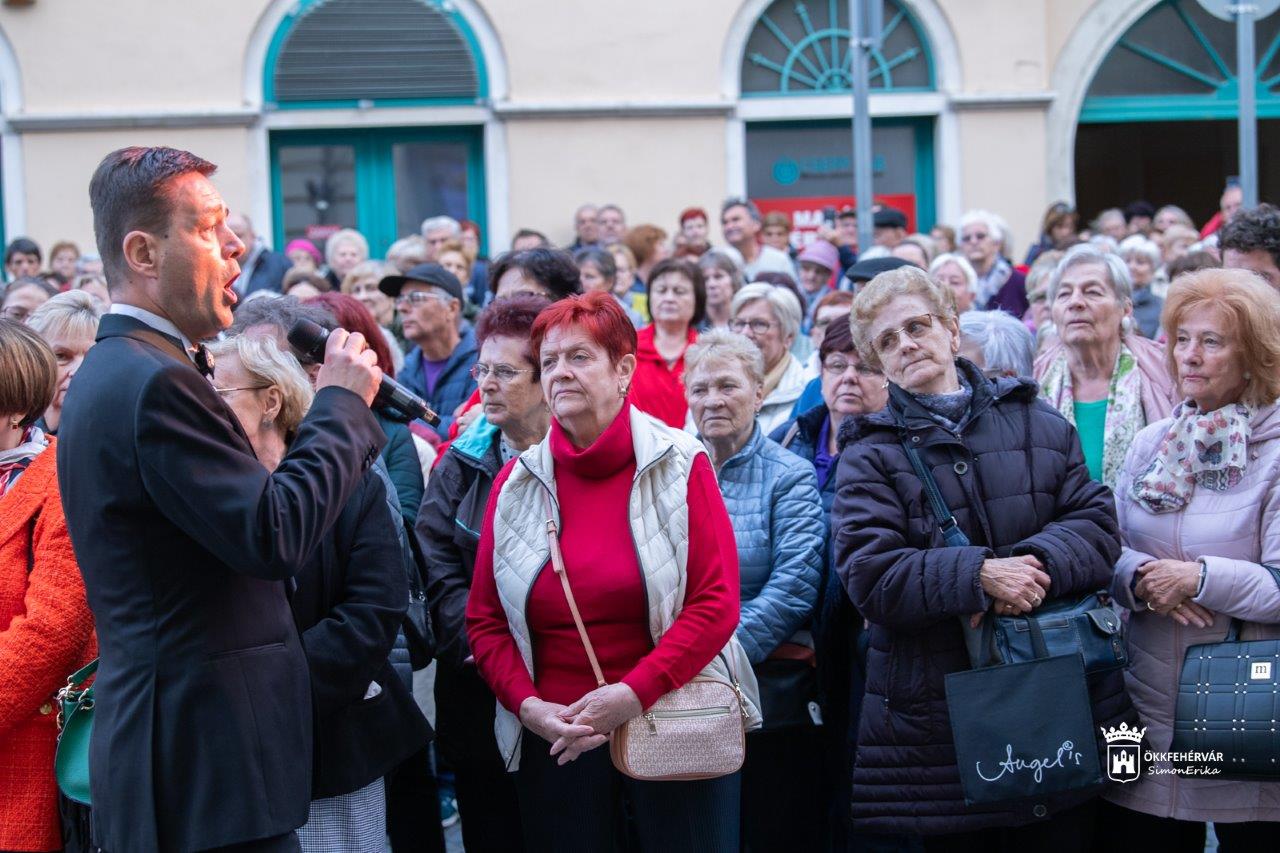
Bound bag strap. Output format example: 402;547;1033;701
900;438;971;549
66;659;98;689
542;489;607;688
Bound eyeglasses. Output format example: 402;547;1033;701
213;384;270;395
873;313;942;355
822;358;881;377
960;232;989;243
729;318;776;335
395;291;450;307
471;363;533;383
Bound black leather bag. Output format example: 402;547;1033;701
755;648;821;731
403;524;437;670
968;592;1127;675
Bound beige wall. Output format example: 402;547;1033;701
937;0;1048;90
20;128;254;252
505;115;729;246
955;108;1048;252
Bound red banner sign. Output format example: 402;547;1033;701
752;194;917;249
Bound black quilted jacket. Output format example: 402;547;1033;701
831;358;1134;835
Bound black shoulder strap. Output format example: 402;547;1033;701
900;437;971;549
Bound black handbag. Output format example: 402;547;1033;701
754;645;822;731
402;522;437;670
1171;580;1280;779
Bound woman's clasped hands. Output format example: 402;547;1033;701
520;682;644;766
1135;559;1214;628
970;555;1051;627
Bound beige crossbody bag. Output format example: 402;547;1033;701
542;491;748;781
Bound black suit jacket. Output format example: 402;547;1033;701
56;313;386;853
289;468;430;799
241;246;293;296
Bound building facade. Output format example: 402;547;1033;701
0;0;1269;257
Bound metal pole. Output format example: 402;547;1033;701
1237;4;1259;207
851;0;874;254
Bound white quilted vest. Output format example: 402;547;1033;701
490;406;761;770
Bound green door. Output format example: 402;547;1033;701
270;126;486;259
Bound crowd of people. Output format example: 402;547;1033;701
2;146;1280;853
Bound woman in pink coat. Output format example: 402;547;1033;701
1106;268;1280;852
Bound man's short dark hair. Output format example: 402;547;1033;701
487;248;582;300
720;196;762;223
1219;203;1280;269
89;147;217;290
5;237;41;265
510;228;550;250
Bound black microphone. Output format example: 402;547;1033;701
287;319;441;426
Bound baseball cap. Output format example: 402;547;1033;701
379;262;464;302
873;208;908;230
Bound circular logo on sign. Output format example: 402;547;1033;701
772;158;801;186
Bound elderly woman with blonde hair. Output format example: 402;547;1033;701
729;282;807;433
831;265;1129;845
1035;244;1178;488
683;327;825;851
1103;269;1280;850
205;334;430;853
340;260;405;371
26;290;102;435
324;227;370;291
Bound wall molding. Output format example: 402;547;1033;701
7;108;259;132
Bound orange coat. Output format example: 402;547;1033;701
0;438;96;852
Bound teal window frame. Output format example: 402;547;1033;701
1081;0;1280;123
741;0;936;98
262;0;489;110
745;116;937;230
269;126;487;258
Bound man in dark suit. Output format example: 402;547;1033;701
228;212;293;297
57;147;386;853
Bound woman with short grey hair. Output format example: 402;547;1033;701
928;252;977;314
729;282;807;432
1034;243;1177;487
957;209;1027;317
958;309;1036;379
323;228;370;290
698;250;745;331
1118;236;1164;338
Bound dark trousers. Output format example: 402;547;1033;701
741;727;826;852
920;799;1097;853
515;730;740;853
384;744;444;853
434;663;524;852
1095;798;1279;853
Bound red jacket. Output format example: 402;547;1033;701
0;439;96;852
628;324;697;429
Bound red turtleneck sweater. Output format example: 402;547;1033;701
628;324;698;428
465;407;739;712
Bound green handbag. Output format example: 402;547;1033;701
54;658;97;806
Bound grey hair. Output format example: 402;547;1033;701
420;216;460;237
1094;208;1125;230
206;334;314;439
684;328;765;388
928;252;977;296
227;294;335;341
1048;243;1133;304
1118;235;1161;268
721;196;763;223
958;310;1036;379
958;209;1004;244
1155;204;1194;229
730;281;802;342
698;249;744;292
324;228;369;268
26;290;103;342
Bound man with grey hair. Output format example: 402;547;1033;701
958;309;1036;379
571;203;600;249
596;203;627;243
420;215;461;261
721;197;794;281
1094;208;1127;242
228;211;292;297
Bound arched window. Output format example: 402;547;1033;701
740;0;933;96
265;0;486;108
1083;0;1280;121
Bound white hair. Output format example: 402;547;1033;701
27;290;102;342
684;328;765;388
730;281;802;342
1048;243;1133;304
959;310;1036;378
959;209;1005;244
420;216;461;238
929;252;978;296
324;228;369;268
1118;235;1161;268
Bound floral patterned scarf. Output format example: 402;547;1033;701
1039;342;1145;489
1131;401;1252;514
0;424;48;497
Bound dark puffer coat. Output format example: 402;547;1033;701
831;358;1133;835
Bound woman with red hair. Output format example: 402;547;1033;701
465;291;758;851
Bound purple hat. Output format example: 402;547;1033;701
797;239;839;273
285;239;323;265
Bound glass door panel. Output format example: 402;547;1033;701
393;141;472;237
275;144;358;245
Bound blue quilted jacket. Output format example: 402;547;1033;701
714;425;825;664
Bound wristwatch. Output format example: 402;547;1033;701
1194;559;1207;598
